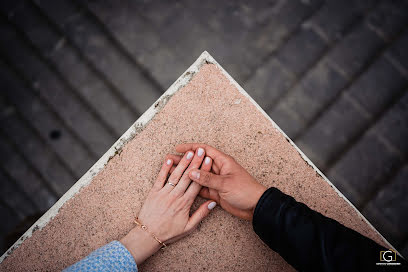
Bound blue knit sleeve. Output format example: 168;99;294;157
63;240;138;272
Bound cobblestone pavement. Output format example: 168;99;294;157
0;0;407;257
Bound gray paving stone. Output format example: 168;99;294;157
0;170;37;219
327;0;408;78
84;0;180;87
388;29;408;71
268;102;306;139
327;23;384;78
244;59;295;110
161;9;256;85
297;55;407;168
35;0;162;114
50;46;137;135
0;1;56;53
263;60;347;139
0;133;57;211
278;60;347;125
303;0;378;42
276;27;327;76
0;20;116;156
373;91;408;154
362;164;408;248
365;0;408;41
328;133;403;208
0;203;21;243
153;11;230;85
0;107;75;195
273;6;406;142
0;0;25;15
348;55;407;114
0;61;95;177
90;0;324;90
299;61;348;105
297;95;370;169
187;0;310;35
402;242;408;259
146;45;190;89
183;0;280;78
186;0;260;35
126;0;185;28
8;2;137;136
262;0;325;35
279;84;322;128
87;0;240;87
244;0;324;68
85;0;161;56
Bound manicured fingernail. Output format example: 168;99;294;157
204;157;211;164
197;148;204;157
191;170;200;179
208;202;217;210
166;159;172;165
186;152;193;160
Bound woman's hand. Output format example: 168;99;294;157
176;143;267;221
120;148;216;265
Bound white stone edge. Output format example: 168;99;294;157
0;51;400;263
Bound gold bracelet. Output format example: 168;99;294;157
134;218;167;249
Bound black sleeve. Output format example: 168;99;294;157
252;187;407;271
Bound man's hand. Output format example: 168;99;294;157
176;143;267;220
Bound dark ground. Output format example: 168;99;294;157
0;0;407;257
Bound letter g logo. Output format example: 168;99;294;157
382;250;394;262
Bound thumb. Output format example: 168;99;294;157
189;169;225;190
185;200;217;233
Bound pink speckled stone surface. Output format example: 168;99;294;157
0;64;386;271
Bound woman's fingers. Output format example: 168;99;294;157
175;143;230;170
169;166;176;174
184;200;217;233
152;157;174;191
171;148;205;196
162;150;194;192
176;143;224;161
167;154;183;165
184;156;212;199
168;154;182;174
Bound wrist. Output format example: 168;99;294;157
120;226;161;266
250;184;267;217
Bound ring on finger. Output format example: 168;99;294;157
167;182;176;187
